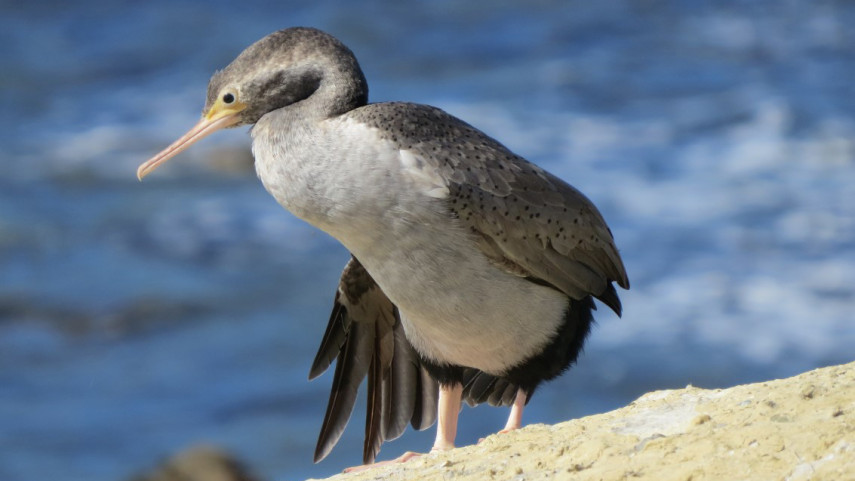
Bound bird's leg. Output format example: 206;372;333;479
478;388;527;444
500;388;527;433
343;383;463;473
432;382;463;451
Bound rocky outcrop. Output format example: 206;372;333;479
129;363;854;481
311;361;854;481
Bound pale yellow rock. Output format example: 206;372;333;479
309;361;855;481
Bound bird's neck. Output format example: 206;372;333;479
310;61;369;119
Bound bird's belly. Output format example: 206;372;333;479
346;218;569;375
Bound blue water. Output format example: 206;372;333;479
2;1;854;480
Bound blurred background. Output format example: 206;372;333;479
2;0;854;480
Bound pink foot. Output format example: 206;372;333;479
343;384;462;473
342;451;423;473
478;389;527;444
477;426;519;444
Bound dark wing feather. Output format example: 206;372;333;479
383;324;420;440
409;365;438;430
363;327;388;464
309;300;348;380
313;312;373;462
311;256;438;464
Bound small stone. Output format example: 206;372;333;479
568;463;591;472
692;414;712;425
128;445;260;481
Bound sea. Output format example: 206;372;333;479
1;1;853;480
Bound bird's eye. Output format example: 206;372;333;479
222;92;235;104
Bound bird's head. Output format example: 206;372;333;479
137;27;367;180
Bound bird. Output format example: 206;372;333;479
137;27;629;469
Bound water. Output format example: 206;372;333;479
2;1;854;480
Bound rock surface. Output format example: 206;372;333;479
310;361;855;481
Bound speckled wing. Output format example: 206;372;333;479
350;102;629;311
447;164;630;313
309;256;438;464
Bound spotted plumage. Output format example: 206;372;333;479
347;102;627;306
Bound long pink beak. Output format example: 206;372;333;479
137;113;241;180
